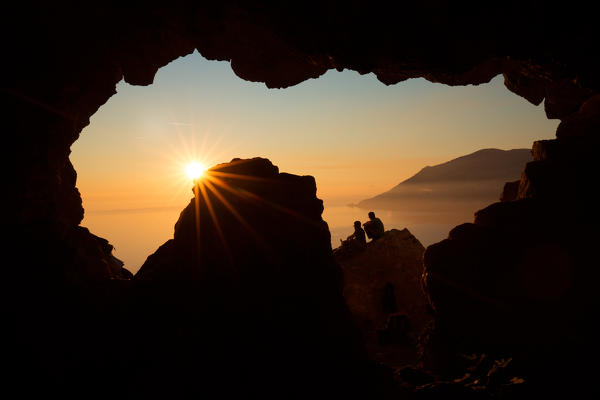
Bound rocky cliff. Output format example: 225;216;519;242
334;229;431;367
131;158;382;398
421;100;600;396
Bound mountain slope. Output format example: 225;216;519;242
358;148;531;212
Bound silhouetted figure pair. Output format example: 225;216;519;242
363;211;385;240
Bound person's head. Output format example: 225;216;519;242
354;220;361;228
368;211;375;220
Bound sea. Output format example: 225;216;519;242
82;205;474;274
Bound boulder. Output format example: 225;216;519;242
133;157;381;398
334;228;431;366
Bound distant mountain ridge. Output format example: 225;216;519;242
358;148;531;212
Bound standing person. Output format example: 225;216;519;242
363;211;385;240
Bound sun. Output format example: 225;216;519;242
185;161;207;181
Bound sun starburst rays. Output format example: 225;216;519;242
162;124;239;206
202;179;265;245
166;131;317;270
196;180;234;266
208;174;322;227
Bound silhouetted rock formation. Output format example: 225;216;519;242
334;229;431;367
422;121;600;395
132;158;381;398
5;2;600;397
359;149;532;212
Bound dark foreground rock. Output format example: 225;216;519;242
394;354;531;400
334;229;432;367
130;158;387;398
422;120;600;396
3;158;397;399
6;3;600;396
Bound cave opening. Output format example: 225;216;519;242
71;50;557;274
7;2;600;397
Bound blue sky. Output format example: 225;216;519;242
73;50;557;207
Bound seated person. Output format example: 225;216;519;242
363;211;385;240
339;221;367;251
349;220;366;246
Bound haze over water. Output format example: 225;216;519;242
72;51;558;273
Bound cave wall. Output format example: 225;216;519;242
421;93;600;375
3;1;600;396
5;1;599;243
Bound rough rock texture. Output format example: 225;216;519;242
334;229;431;367
130;158;381;397
3;1;600;397
137;157;333;282
422;132;599;396
393;354;531;399
423;93;599;365
500;180;520;202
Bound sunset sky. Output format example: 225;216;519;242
71;50;559;271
